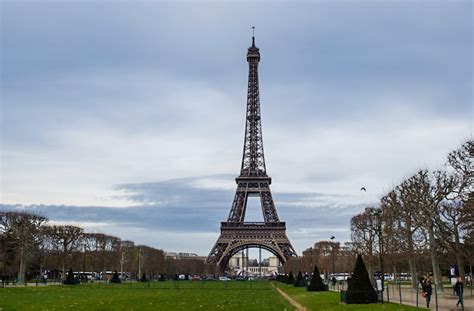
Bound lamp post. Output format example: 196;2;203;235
367;207;384;303
330;236;336;276
81;238;86;281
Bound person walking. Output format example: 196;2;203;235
424;276;433;308
454;277;464;308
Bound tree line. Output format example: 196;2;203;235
0;213;214;283
283;140;472;293
350;140;472;292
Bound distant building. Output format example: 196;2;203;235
228;251;248;269
165;252;206;261
228;251;280;276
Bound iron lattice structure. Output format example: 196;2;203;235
206;36;297;272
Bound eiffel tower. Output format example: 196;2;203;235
206;34;297;272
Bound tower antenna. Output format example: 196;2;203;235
251;26;256;46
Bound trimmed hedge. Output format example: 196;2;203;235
294;271;305;287
307;265;327;291
346;254;377;304
286;271;294;285
110;270;121;284
63;268;78;285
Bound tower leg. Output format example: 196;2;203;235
246;248;249;276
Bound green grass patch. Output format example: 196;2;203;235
0;281;294;310
274;282;424;311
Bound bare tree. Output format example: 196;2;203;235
378;199;405;283
382;187;421;289
350;209;378;284
0;211;47;283
403;170;455;292
119;240;135;279
46;225;84;279
436;140;473;281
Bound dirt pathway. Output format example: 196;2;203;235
271;283;307;311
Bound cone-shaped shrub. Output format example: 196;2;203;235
307;265;327;291
286;271;294;284
110;270;121;283
140;272;147;282
64;268;77;285
294;271;305;287
346;254;377;304
278;274;287;283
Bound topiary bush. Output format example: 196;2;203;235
294;271;305;287
276;274;287;283
346;254;377;304
307;265;327;291
110;270;121;283
286;271;294;285
63;268;77;285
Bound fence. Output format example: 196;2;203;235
330;280;472;311
382;281;471;311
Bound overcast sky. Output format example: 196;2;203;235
1;1;472;256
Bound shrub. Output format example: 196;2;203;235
276;274;287;283
307;265;327;291
63;268;77;285
346;254;377;304
286;271;294;284
110;270;121;284
294;271;305;287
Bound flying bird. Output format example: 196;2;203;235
360;187;367;192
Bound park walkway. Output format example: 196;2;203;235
385;286;473;311
329;283;473;311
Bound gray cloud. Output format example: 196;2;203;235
0;175;367;254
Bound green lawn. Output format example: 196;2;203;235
274;282;425;311
0;281;294;311
0;281;428;311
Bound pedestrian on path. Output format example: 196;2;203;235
454;277;464;308
423;276;433;308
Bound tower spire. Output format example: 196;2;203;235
243;27;263;175
252;26;255;46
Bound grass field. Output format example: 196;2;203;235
274;283;424;311
0;280;292;311
0;281;426;310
